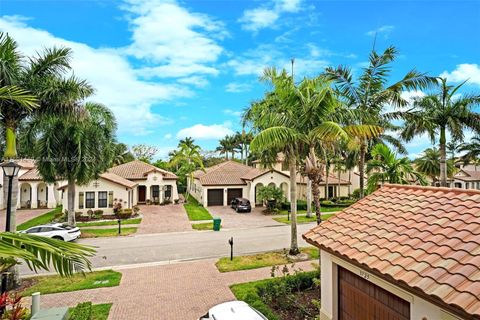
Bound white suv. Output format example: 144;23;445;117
21;223;81;242
199;301;268;320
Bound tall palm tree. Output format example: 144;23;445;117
459;136;480;169
248;68;381;254
324;45;435;198
112;142;135;166
29;103;117;225
367;144;426;192
414;147;455;184
216;137;231;160
395;78;480;186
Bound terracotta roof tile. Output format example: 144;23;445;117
303;184;480;318
19;168;42;181
108;160;177;180
99;172;137;188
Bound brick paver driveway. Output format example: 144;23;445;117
207;206;283;229
28;259;315;320
0;208;49;230
136;204;192;234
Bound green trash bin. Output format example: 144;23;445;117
213;217;221;231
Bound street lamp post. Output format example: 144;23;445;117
1;161;21;232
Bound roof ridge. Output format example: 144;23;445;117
381;183;480;196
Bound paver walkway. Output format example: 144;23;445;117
0;208;49;230
136;204;192;234
25;259;316;320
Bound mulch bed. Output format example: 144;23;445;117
268;288;320;320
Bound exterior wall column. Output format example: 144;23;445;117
202;188;208;207
47;184;57;208
30;182;38;209
249;183;256;208
146;185;151;202
172;182;179;201
16;184;21;209
223;188;228;207
159;185;164;204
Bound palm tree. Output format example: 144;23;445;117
179;137;195;150
248;68;381;254
325;45;435;198
112;143;135;166
414;147;455;184
0;232;95;276
170;139;204;201
366;144;426;192
216;137;231;160
459;136;480;169
395;78;480;186
29;103;117;225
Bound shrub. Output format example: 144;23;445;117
280;201;309;211
75;212;83;219
163;199;172;205
86;210;94;219
117;209;133;219
93;210;103;219
174;199;180;204
69;301;92;320
132;205;140;215
113;198;122;214
352;188;361;199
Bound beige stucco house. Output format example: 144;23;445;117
304;184;480;320
59;160;179;214
188;160;350;207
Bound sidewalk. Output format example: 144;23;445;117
24;259;317;320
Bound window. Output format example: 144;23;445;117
466;182;470;189
108;191;114;208
26;227;41;234
152;185;160;198
98;191;107;208
79;192;84;209
86;192;95;208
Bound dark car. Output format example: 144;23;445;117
231;197;251;213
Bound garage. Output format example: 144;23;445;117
227;188;243;204
207;189;224;206
338;267;410;320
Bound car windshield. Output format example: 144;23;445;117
240;200;250;205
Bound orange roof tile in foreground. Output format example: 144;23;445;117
303;184;480;318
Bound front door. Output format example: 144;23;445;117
138;186;146;203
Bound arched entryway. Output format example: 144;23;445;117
20;183;32;209
37;183;48;208
268;182;276;188
254;183;264;206
280;182;288;200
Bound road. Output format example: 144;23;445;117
20;223;317;275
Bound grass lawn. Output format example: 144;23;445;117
184;195;213;221
16;206;62;231
68;303;112;320
192;222;213;230
273;213;335;224
216;247;319;272
278;206;344;215
21;270;121;296
77;218;142;227
80;227;137;238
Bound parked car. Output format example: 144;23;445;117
199;301;267;320
230;197;251;213
20;223;81;241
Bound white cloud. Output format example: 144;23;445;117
366;25;394;38
123;0;226;78
178;76;210;88
176;122;234;140
164;133;173;140
225;82;252;93
440;64;480;86
0;15;188;136
223;109;243;117
239;0;303;32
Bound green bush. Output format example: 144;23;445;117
280;200;309;211
69;302;92;320
93;210;103;219
117;209;133;219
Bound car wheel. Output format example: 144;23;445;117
236;207;239;213
52;236;64;241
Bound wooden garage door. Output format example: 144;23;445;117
207;189;224;206
227;188;243;204
339;267;410;320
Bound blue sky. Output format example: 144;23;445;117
1;0;479;159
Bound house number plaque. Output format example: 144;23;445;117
359;270;370;280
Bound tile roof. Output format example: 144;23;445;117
19;168;42;181
455;170;480;182
194;161;351;186
108;160;177;180
1;159;36;169
303;184;480;318
58;172;137;189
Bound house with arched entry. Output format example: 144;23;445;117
188;160;350;207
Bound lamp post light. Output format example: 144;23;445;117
1;161;21;232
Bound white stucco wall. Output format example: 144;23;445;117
319;250;462;320
135;171;179;203
60;178;133;214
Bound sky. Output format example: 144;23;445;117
0;0;479;159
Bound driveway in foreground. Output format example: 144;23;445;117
136;204;191;234
0;208;49;230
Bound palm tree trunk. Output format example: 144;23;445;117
338;167;341;199
306;179;312;218
439;128;447;187
348;169;352;196
4;126;17;159
359;142;367;198
67;179;76;225
288;154;299;255
325;160;330;200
